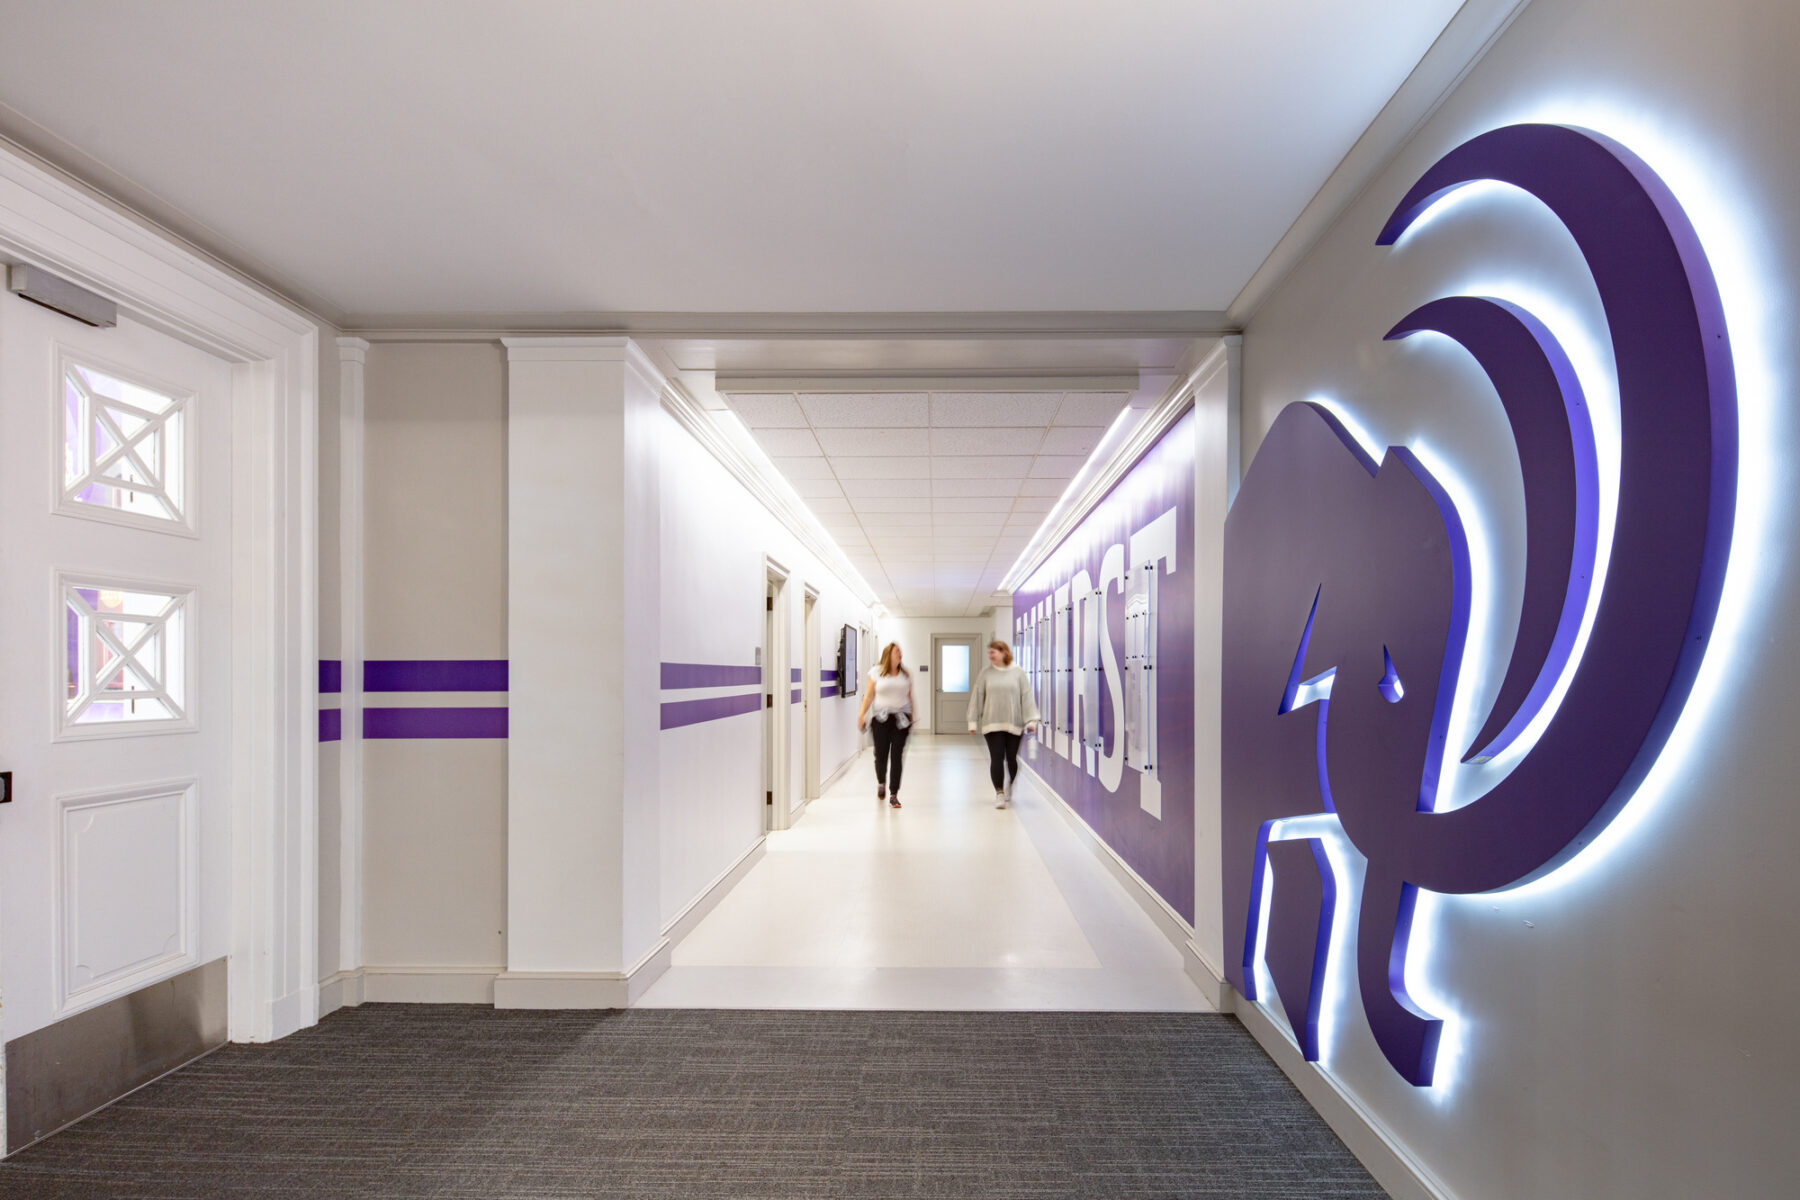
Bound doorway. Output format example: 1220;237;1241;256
762;561;791;831
930;634;982;735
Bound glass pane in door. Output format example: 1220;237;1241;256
940;643;970;692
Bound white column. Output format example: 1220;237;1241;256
496;337;666;1007
335;336;368;993
1190;335;1240;1006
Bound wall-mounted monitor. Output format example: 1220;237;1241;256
836;625;858;696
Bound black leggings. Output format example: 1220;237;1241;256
985;731;1023;791
871;716;910;794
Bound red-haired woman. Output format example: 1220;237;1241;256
856;641;914;809
968;639;1039;808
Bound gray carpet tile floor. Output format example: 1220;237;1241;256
0;1005;1389;1199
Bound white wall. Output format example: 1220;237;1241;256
360;342;508;976
872;614;1006;733
1236;1;1800;1195
659;409;876;927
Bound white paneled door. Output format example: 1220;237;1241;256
0;295;234;1045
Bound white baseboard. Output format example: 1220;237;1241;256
818;745;863;795
361;965;500;1005
318;969;366;1017
1235;1000;1457;1200
1019;762;1234;1010
267;988;313;1040
493;938;672;1009
663;837;767;947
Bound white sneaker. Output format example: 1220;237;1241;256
995;791;1008;809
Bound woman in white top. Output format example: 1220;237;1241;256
857;642;914;809
967;639;1040;808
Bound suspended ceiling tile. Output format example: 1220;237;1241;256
1054;392;1133;426
772;456;837;479
851;497;914;513
930;393;1064;427
1039;425;1105;455
933;496;1013;512
791;478;844;498
1011;496;1057;515
931;478;1022;497
752;427;824;456
805;496;853;514
830;456;933;480
858;512;921;528
799;393;929;426
929;427;1046;456
724;393;806;427
841;478;926;498
932;456;1033;479
1017;478;1067;497
815;427;932;457
1028;455;1088;478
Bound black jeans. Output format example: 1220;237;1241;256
871;715;910;794
985;731;1023;791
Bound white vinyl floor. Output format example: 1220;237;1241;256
636;735;1212;1011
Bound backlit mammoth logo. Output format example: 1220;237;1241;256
1222;125;1737;1086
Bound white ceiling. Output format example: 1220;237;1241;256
728;390;1132;616
0;1;1464;321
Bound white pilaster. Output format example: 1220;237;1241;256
497;337;666;1007
336;336;368;981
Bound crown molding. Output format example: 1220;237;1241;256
346;310;1234;339
1225;0;1533;327
658;378;880;610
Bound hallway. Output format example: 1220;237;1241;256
639;736;1211;1012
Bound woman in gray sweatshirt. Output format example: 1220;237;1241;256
967;639;1040;808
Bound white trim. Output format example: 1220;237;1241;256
335;338;367;979
660;379;880;609
0;136;321;1045
1235;1001;1459;1200
661;837;767;946
492;938;673;1009
1019;761;1231;1010
361;966;499;1006
1224;0;1533;327
317;968;365;1017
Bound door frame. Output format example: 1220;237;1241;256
762;557;792;830
0;144;320;1043
929;633;983;735
802;587;820;801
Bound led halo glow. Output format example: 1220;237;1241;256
1247;113;1772;1096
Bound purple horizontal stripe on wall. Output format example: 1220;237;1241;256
791;668;802;682
819;685;836;699
319;660;342;694
364;707;509;739
364;660;509;692
661;692;762;730
661;662;762;689
822;669;839;681
319;708;342;742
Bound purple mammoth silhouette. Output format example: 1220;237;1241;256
1222;124;1737;1086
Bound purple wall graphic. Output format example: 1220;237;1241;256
1222;125;1737;1085
1013;410;1197;923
